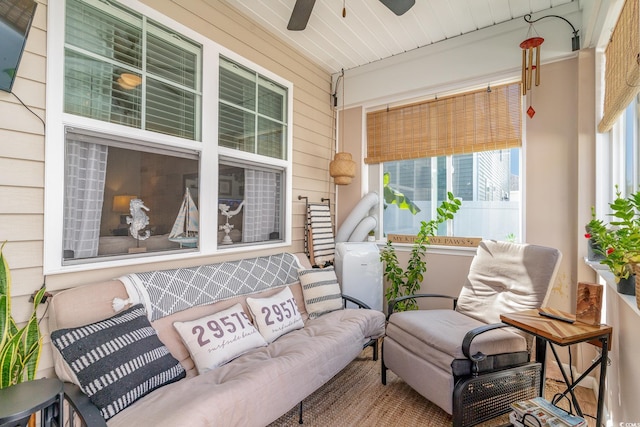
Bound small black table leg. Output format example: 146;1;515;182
535;336;546;398
596;337;608;427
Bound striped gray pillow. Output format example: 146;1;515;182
298;267;343;318
50;304;185;421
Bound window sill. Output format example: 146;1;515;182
377;241;477;257
586;258;640;317
46;240;291;275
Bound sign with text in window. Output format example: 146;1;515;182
387;235;481;247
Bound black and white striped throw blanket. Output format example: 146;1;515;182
307;203;335;266
116;253;302;321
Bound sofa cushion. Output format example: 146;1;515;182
246;286;304;343
298;267;343;318
173;303;267;374
50;304;186;421
106;308;386;427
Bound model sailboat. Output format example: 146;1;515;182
169;187;199;247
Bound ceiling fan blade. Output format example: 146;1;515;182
379;0;415;16
287;0;316;31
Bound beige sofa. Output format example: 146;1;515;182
48;253;385;427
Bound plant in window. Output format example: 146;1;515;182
1;242;48;388
588;187;640;284
380;192;462;311
584;206;605;262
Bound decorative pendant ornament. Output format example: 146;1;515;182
330;68;356;185
329;152;356;185
527;105;536;118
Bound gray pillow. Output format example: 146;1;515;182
50;304;185;421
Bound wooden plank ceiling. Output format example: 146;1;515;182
223;0;576;74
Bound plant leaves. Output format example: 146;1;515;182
382;172;421;214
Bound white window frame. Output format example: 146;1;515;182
44;0;293;274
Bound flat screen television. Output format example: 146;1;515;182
0;0;38;93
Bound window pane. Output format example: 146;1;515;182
219;104;256;152
258;77;286;121
257;117;285;159
65;50;142;126
65;0;202;141
624;100;636;195
63;131;199;263
220;59;256;110
146;77;196;139
66;0;142;69
147;29;199;90
383;148;520;241
218;162;283;247
219;57;288;160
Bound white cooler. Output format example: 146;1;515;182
334;242;383;311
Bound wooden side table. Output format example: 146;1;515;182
0;378;64;427
500;309;612;427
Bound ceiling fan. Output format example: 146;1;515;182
287;0;416;31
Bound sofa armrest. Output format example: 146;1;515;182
387;294;457;319
63;383;107;427
341;294;371;309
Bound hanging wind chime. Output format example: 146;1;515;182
520;23;544;118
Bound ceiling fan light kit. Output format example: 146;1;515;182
287;0;415;31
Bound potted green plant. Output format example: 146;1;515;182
585;207;605;262
380;192;461;311
588;188;640;295
0;241;47;388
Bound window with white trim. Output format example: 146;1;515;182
64;0;202;139
216;57;288;247
46;0;292;270
368;82;522;241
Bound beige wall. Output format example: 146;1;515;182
340;53;604;377
336;106;365;233
0;0;334;379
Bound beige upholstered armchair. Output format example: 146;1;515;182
381;240;562;427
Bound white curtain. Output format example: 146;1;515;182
63;139;108;258
243;170;277;242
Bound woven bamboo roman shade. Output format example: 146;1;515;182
598;0;640;133
365;83;522;164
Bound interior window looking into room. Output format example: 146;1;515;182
63;0;202;140
383;148;520;241
218;161;283;247
62;128;199;264
219;56;288;160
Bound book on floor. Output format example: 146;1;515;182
511;397;586;427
